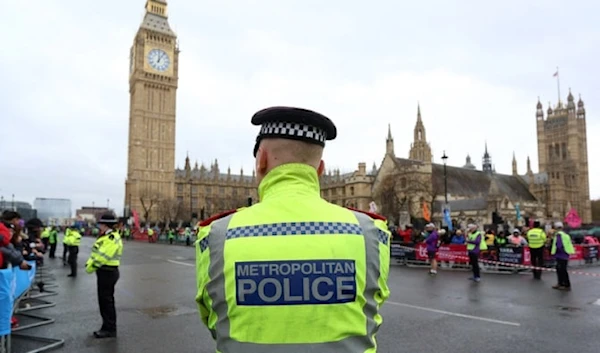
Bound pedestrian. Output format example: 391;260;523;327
67;226;82;277
526;221;547;280
551;222;574;291
467;223;486;282
195;106;391;352
85;213;123;338
424;223;439;275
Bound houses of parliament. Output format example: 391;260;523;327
124;0;592;225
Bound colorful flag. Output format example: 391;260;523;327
443;207;453;231
422;201;431;222
564;208;582;228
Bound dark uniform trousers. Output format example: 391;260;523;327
68;246;79;276
556;259;571;288
97;267;120;332
63;244;69;263
49;242;57;258
530;247;545;279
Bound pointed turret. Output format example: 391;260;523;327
526;156;533;175
512;152;518;176
184;152;191;170
567;88;576;112
482;143;493;173
536;97;544;120
577;94;586;118
385;124;395;156
547;102;553;117
409;103;432;162
194;160;199;170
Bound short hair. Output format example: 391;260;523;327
2;210;21;221
264;138;324;165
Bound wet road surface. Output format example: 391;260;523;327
17;236;600;353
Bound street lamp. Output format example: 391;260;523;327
441;151;448;205
11;194;15;211
107;198;110;209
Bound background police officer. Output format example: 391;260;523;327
86;213;123;338
195;106;391;352
526;221;547;279
67;225;82;277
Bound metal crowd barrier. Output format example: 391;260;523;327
390;241;600;273
3;261;65;353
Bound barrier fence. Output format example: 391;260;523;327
0;261;64;353
391;242;599;273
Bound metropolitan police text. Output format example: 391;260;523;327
235;260;357;306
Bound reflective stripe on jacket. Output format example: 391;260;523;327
195;163;391;353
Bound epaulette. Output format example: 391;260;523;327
345;207;387;221
199;209;239;227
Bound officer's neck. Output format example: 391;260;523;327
258;163;320;201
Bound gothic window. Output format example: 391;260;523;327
556;172;560;179
191;185;198;194
206;186;212;194
177;196;183;204
548;145;553;159
232;189;238;196
418;130;422;141
177;184;183;193
245;188;250;196
504;200;509;209
561;143;567;159
220;187;225;195
554;144;560;159
350;187;355;196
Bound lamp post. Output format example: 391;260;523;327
107;198;110;209
441;151;448;205
11;194;15;211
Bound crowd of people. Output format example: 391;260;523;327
391;220;599;290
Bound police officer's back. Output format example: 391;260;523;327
195;107;391;352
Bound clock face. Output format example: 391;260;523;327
147;48;170;72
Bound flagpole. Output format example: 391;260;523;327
555;66;561;104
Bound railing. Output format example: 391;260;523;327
390;242;599;271
0;261;64;353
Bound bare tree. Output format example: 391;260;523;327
139;188;160;222
373;173;407;225
158;198;183;223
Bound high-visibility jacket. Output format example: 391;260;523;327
41;228;51;239
467;231;487;251
85;230;123;273
195;163;391;353
49;230;58;244
63;229;71;244
66;230;82;246
551;231;575;255
526;228;547;249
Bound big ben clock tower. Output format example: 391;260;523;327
125;0;179;221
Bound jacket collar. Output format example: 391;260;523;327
258;163;321;201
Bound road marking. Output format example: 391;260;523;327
387;301;521;327
167;259;195;267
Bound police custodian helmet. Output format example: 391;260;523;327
251;106;338;157
98;213;118;225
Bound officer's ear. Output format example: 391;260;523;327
256;147;268;176
317;160;325;177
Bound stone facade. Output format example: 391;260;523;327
124;0;179;221
320;163;377;210
524;92;592;223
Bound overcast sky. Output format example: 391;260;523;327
1;0;599;215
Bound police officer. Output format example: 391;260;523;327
195;106;391;352
85;213;123;338
67;225;82;277
526;221;547;279
551;222;574;291
62;226;71;265
466;223;486;282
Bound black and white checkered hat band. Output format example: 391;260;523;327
259;122;327;144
